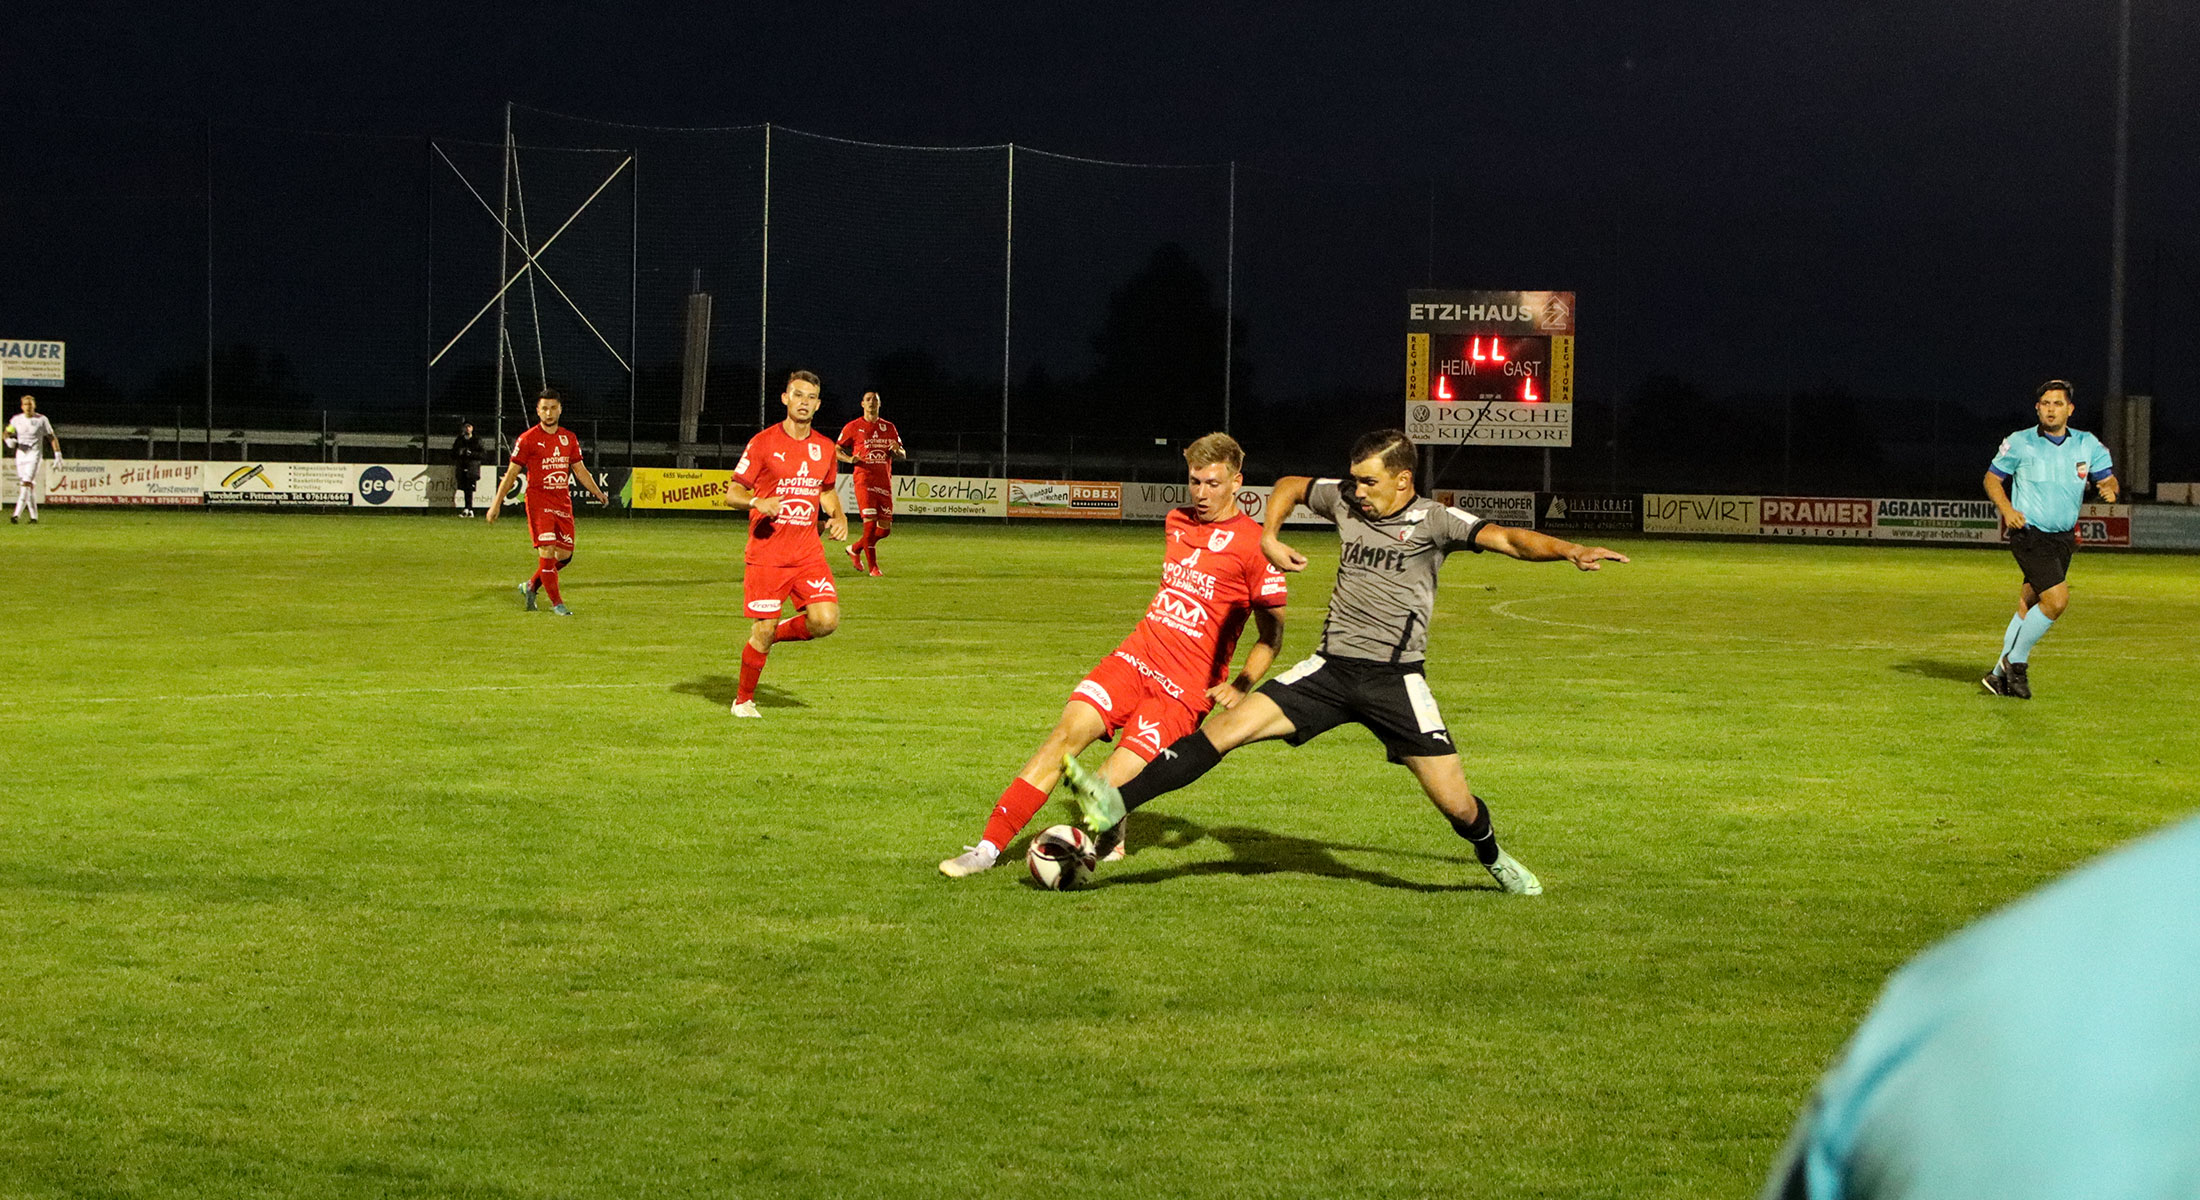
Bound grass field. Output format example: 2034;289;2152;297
4;509;2195;1198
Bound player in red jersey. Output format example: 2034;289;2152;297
719;370;850;717
485;388;610;616
939;433;1288;876
835;390;906;576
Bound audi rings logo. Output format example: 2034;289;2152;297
357;465;397;504
1413;405;1431;422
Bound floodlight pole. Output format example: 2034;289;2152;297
2104;0;2132;460
204;118;214;457
423;137;435;465
1003;143;1015;483
493;103;514;456
1224;161;1236;436
628;146;639;508
759;123;772;428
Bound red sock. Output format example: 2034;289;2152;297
871;521;891;544
538;560;563;605
773;613;813;642
981;778;1050;851
736;643;767;704
854;520;876;551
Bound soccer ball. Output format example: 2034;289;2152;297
1027;825;1097;891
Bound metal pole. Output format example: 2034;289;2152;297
423;137;435;465
204;118;214;457
1002;144;1014;483
2105;0;2132;458
1426;182;1436;286
628;145;638;509
1224;160;1236;436
759;123;771;427
493;103;513;460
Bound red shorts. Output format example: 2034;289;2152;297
744;555;838;617
853;466;893;519
1068;649;1204;763
528;505;575;553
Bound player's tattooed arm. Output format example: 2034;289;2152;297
1474;523;1630;570
1261;476;1314;572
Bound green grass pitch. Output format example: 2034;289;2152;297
4;510;2194;1197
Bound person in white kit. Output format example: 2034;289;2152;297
6;395;62;524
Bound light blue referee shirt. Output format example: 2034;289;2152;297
1988;427;2113;533
1761;813;2200;1200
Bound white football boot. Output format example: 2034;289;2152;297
1485;850;1543;896
730;700;763;718
938;843;1000;877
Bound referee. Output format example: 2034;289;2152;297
1062;429;1628;895
1981;380;2117;700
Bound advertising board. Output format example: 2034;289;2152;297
1872;498;2003;543
1;340;65;387
202;462;437;508
1120;481;1330;525
1432;489;1538;528
46;459;208;505
1643;494;1759;536
892;475;1006;518
1759;496;1874;539
1009;479;1120;520
627;467;735;510
2076;502;2131;548
1533;492;1641;534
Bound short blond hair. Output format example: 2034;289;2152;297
1183;432;1244;474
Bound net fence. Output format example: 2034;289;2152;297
7;105;2196;492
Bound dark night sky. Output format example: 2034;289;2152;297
9;1;2200;424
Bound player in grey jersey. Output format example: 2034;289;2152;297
1063;429;1627;894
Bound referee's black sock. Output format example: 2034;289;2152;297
1448;796;1502;866
1119;731;1224;813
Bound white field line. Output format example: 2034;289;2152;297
1486;594;2154;657
8;670;1068;710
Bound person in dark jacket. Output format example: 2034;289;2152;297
452;421;487;516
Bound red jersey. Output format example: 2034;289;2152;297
734;422;838;566
836;417;902;468
1115;508;1288;708
510;424;582;514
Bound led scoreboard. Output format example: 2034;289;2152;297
1404;290;1575;447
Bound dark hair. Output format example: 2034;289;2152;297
787;370;822;390
537;387;563;403
1348;428;1417;474
2036;379;2075;401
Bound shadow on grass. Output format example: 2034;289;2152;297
671;675;807;709
1035;811;1487;894
560;578;724;590
1893;659;1989;684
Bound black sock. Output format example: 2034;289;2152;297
1447;796;1501;866
1119;731;1224;813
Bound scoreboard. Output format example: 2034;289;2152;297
1404;290;1575;447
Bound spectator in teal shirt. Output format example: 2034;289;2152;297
1981;380;2117;699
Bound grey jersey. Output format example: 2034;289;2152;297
1304;479;1487;664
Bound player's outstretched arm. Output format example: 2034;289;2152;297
1261;476;1313;572
483;462;523;523
571;461;611;506
1475;523;1629;570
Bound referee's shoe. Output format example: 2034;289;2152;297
1988;660;2032;695
1982;657;2032;700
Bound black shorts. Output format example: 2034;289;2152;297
1256;653;1458;764
2009;525;2076;592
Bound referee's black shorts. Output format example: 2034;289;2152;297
1255;653;1457;764
2008;524;2077;592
